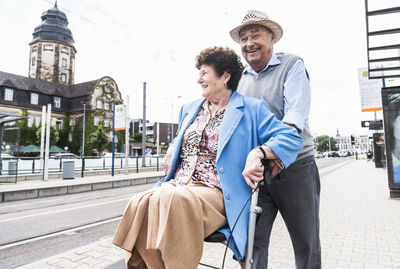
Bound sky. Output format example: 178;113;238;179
0;0;398;137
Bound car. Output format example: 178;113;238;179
328;151;340;157
314;151;324;158
338;151;347;157
103;152;125;158
51;153;79;159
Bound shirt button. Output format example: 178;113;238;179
219;167;224;173
225;193;230;200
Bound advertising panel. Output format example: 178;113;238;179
382;87;400;198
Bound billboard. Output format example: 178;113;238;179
382;87;400;198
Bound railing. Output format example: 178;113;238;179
0;155;164;179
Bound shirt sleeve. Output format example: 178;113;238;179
282;58;311;133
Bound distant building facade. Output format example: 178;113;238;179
0;3;123;152
335;129;369;152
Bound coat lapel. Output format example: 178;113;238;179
167;99;205;180
216;92;244;162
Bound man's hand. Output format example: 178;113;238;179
242;146;284;189
162;147;173;176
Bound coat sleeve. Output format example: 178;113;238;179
256;101;303;168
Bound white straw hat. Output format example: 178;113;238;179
230;10;283;44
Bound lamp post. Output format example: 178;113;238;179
81;103;86;177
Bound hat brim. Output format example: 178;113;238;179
229;20;283;44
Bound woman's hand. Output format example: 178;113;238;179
162;147;173;176
242;146;284;189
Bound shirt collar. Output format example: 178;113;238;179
243;53;281;75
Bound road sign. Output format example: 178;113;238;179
358;67;382;112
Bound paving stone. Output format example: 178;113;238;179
17;161;400;268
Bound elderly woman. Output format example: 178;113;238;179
112;47;302;269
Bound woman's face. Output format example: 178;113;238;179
197;64;226;99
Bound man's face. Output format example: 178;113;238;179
239;25;274;72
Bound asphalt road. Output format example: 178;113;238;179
0;157;349;269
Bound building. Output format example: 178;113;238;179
0;3;123;153
335;129;370;153
129;119;178;145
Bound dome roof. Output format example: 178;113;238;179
31;3;74;46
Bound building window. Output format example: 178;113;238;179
61;47;69;54
96;99;103;109
35;115;41;126
28;115;34;127
104;119;110;128
32;46;37;52
104;84;111;93
30;92;39;105
94;116;100;126
43;44;54;51
61;73;67;82
54;97;61;108
56;120;62;130
104;102;109;110
62;58;67;68
4;88;13;101
31;57;36;67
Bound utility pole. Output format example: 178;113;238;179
81;103;86;177
142;82;146;167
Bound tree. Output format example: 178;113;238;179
70;119;82;155
57;116;71;150
132;132;142;142
87;123;109;154
316;135;339;152
15;110;38;146
36;126;59;146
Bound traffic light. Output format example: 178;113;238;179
351;135;355;145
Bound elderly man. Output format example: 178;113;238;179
231;10;321;269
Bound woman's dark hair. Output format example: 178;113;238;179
195;46;244;91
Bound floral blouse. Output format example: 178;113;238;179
166;101;225;191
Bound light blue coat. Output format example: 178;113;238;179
156;91;302;259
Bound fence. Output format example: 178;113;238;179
0;155;163;181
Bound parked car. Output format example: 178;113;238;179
51;153;80;159
314;151;324;159
328;151;340;157
103;152;125;158
338;151;347;157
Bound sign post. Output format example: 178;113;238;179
112;104;126;176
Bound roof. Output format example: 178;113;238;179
31;4;74;46
0;71;98;98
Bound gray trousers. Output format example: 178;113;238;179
245;155;321;269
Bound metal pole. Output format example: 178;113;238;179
44;103;51;181
125;95;130;175
157;121;160;155
245;191;261;269
112;103;115;176
40;105;46;175
81;104;86;178
142;82;146;167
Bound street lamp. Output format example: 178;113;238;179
81;103;86;177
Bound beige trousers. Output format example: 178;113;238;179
112;184;227;269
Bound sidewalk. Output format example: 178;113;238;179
14;159;400;268
0;170;164;202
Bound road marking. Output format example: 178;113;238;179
0;217;122;250
0;197;130;223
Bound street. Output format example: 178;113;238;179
0;183;154;268
0;158;347;269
